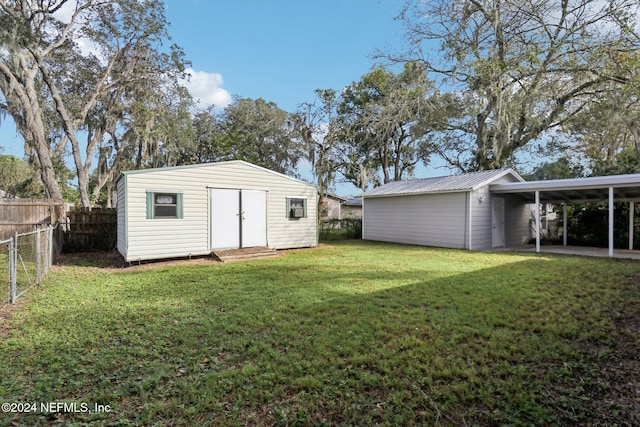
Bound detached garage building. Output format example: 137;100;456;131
362;169;530;250
116;160;317;262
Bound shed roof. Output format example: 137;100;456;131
490;173;640;202
362;168;522;198
117;160;316;189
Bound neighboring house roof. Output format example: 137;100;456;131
363;168;523;198
0;189;16;199
323;192;347;202
343;198;362;207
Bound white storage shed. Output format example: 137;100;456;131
362;169;530;250
116;160;317;262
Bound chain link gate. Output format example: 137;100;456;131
3;226;56;304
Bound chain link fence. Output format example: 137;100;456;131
2;226;57;304
1;237;11;303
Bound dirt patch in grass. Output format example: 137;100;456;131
55;250;128;269
0;301;17;338
54;250;221;271
0;297;28;338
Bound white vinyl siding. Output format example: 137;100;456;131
116;176;126;256
117;161;317;262
363;192;467;249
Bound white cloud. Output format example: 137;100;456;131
53;0;78;24
182;68;232;108
76;37;100;58
51;1;103;60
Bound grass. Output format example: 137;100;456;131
0;241;639;426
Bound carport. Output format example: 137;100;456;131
490;173;640;258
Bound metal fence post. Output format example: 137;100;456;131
10;232;17;304
36;228;42;282
47;226;53;271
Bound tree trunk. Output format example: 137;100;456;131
16;105;64;199
628;120;640;163
380;144;391;184
0;63;64;199
105;182;113;208
76;168;91;207
33;136;64;199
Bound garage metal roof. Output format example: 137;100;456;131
490;173;640;203
363;168;522;198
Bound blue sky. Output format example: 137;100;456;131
165;0;406;112
163;0;416;195
2;0;444;197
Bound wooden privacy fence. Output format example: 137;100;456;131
0;200;117;253
62;208;117;252
0;198;65;240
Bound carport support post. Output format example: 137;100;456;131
467;191;473;250
563;203;567;247
609;187;614;258
535;190;540;253
629;202;634;250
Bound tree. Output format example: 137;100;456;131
218;97;303;176
523;157;584;180
336;64;437;186
130;85;195;168
0;0;189;206
190;106;229;164
392;0;640;171
294;89;341;222
564;49;640;174
0;154;42;197
565;87;637;173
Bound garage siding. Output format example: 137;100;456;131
471;175;530;250
471;187;492;250
361;171;531;251
363;192;467;248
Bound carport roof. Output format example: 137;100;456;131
490;173;640;203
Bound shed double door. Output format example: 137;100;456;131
210;188;267;249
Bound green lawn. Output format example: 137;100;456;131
0;252;8;302
1;241;639;426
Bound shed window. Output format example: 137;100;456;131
287;197;307;219
146;192;183;219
